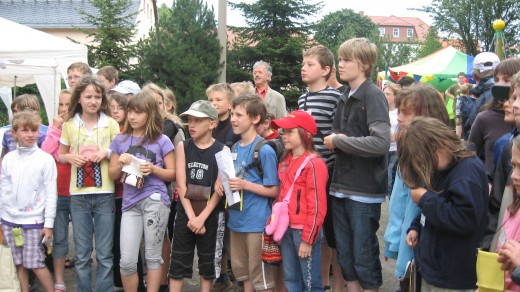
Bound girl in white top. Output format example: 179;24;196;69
383;83;401;195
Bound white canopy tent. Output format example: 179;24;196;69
0;17;88;120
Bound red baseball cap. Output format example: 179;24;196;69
271;110;317;136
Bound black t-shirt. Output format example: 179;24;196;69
212;116;239;147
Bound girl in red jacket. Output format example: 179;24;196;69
271;110;328;291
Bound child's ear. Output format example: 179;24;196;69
323;66;331;77
251;114;261;125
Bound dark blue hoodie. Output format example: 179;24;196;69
408;157;488;289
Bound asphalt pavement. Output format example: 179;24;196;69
53;201;397;292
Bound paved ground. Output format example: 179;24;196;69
52;201;397;291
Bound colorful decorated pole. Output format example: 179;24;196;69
493;19;506;61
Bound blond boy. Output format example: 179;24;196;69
207;83;240;147
323;38;390;291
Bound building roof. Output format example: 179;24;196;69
0;0;141;29
368;15;429;42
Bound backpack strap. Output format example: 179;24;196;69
248;137;266;177
232;138;266;177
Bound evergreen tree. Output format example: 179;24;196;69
227;0;322;103
132;0;221;112
417;27;443;58
77;0;138;79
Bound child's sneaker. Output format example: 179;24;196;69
54;284;66;292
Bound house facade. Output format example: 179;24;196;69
0;0;157;45
364;13;429;43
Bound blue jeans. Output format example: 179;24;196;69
331;197;382;289
280;228;323;292
71;193;115;292
53;196;71;259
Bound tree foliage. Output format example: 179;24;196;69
78;0;138;79
417;27;443;58
416;0;520;56
131;0;222;112
313;9;380;57
378;40;419;70
227;0;323;102
312;9;417;77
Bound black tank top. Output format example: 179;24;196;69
179;138;225;211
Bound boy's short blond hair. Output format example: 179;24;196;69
230;81;255;97
338;38;377;79
12;111;41;131
11;94;40;112
206;83;235;102
97;66;119;84
67;62;92;75
303;46;334;80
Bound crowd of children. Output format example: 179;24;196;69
3;38;520;292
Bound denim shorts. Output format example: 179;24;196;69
331;196;382;289
53;196;71;259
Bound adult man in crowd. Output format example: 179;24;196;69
253;60;287;118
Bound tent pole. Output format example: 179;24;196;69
13;75;17;100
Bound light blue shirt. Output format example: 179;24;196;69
228;135;280;233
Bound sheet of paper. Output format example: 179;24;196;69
215;148;241;206
121;155;146;177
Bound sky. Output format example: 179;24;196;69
157;0;434;26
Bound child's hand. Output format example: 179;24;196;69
410;188;427;204
139;162;155;176
89;150;109;163
229;177;246;191
196;226;206;235
41;228;53;242
406;230;419;248
323;133;336;150
499;240;520;271
118;153;133;167
298;241;313;259
188;216;205;234
52;112;68;128
68;154;88;167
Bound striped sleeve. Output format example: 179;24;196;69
297;86;340;168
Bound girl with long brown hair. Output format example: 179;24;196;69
402;117;488;290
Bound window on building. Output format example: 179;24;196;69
379;27;385;36
407;28;413;38
393;28;399;37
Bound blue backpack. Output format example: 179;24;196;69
459;95;476;126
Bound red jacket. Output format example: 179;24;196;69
277;152;328;244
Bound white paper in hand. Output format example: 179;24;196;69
215;148;241;206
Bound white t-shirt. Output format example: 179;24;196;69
389;109;398;152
